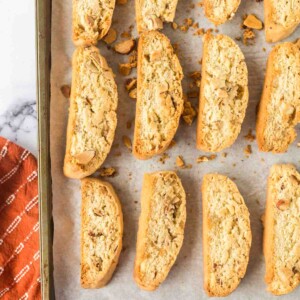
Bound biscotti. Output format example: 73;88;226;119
134;171;186;290
202;174;252;297
197;34;249;152
133;31;184;159
64;46;118;179
73;0;115;46
135;0;179;33
81;178;123;288
256;42;300;153
264;0;300;43
263;164;300;295
203;0;241;25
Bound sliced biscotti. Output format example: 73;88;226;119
134;171;186;290
135;0;179;33
81;178;123;288
133;31;184;159
256;42;300;153
265;0;300;43
202;174;252;297
73;0;115;46
64;47;118;179
203;0;241;25
197;34;249;152
263;164;300;295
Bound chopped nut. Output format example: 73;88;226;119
244;129;256;142
129;88;137;99
150;17;163;29
297;142;300;147
243;14;263;30
189;71;201;87
172;22;178;30
176;156;185;168
122;136;132;150
114;39;135;54
222;152;227;158
128;50;137;67
197;155;216;163
119;63;132;76
103;28;117;44
117;0;127;4
179;25;188;32
121;31;132;38
150;50;162;61
159;153;170;164
243;28;256;45
74;150;95;165
182;100;197;125
194;28;205;36
60;85;71;98
244;145;252;156
99;167;117;177
276;200;290;211
125;78;137;91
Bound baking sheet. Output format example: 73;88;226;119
50;0;300;299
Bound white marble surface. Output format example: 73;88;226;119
0;0;37;156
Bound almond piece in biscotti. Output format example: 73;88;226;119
75;150;95;165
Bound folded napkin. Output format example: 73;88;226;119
0;137;40;300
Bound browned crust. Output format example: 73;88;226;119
135;0;144;34
196;34;210;152
264;0;299;43
202;173;251;297
133;31;183;159
263;166;276;293
256;42;299;153
63;46;117;178
133;171;186;290
81;178;123;288
72;0;115;46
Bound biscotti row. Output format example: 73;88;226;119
80;164;300;296
72;0;300;44
63;31;300;179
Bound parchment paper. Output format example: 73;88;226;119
50;0;300;299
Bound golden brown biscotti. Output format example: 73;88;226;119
203;0;241;25
263;164;300;295
133;31;184;159
134;171;186;290
135;0;179;33
256;42;300;153
265;0;300;43
73;0;115;46
197;34;249;152
81;178;123;288
64;47;118;179
202;174;252;297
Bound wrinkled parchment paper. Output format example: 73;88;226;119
50;0;300;299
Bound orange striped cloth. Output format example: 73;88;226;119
0;137;40;300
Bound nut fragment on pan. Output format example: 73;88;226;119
243;14;263;30
114;39;135;54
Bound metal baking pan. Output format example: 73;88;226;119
36;0;54;298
